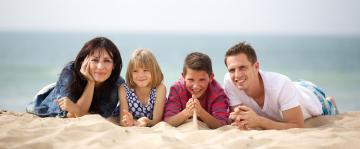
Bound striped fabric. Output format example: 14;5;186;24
163;77;230;125
296;80;339;115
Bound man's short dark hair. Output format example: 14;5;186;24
224;42;257;66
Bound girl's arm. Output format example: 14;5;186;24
147;83;167;126
119;86;134;126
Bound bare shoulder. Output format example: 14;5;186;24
118;85;126;94
156;83;166;92
155;83;167;100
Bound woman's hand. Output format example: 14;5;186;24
121;110;135;127
57;97;81;117
80;56;94;83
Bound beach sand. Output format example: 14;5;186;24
1;110;359;149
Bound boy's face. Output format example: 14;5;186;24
182;67;213;99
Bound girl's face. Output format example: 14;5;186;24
132;66;152;88
88;49;114;85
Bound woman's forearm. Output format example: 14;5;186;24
75;81;95;115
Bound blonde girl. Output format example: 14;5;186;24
119;48;166;127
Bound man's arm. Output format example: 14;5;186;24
257;106;304;129
231;105;304;130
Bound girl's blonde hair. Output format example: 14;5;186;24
126;48;164;89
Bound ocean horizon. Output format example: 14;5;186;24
1;31;359;112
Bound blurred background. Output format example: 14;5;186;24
0;0;359;112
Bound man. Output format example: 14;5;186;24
164;52;229;129
223;42;338;130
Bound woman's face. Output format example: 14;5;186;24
88;49;114;85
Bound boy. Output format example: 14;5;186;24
164;52;229;129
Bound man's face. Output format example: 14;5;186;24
226;53;259;91
183;68;213;99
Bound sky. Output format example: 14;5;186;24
0;0;359;35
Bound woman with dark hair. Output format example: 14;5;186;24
26;37;124;118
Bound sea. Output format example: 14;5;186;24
1;31;359;112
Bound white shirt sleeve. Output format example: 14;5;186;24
223;73;242;107
277;78;300;111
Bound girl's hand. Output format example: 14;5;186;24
136;117;150;127
121;110;135;127
80;56;94;83
56;97;80;116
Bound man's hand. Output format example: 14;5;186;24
229;105;260;130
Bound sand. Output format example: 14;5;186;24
1;109;360;149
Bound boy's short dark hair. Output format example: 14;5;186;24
224;42;257;66
183;52;213;76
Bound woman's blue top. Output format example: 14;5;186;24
26;62;124;118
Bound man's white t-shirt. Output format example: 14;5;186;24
223;70;323;121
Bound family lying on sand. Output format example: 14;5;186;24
26;37;339;130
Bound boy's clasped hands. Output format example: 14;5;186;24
185;95;206;119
